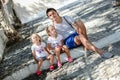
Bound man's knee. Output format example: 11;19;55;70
63;45;68;49
74;36;81;45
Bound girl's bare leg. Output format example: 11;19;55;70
37;59;43;70
62;45;71;58
47;54;54;65
55;47;61;63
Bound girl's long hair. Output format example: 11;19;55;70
46;25;54;36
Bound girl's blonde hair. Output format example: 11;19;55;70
46;25;54;36
30;33;41;42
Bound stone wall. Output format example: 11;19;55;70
116;0;120;6
0;0;23;45
0;0;23;61
0;29;8;61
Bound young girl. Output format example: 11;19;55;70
30;33;54;76
46;25;73;68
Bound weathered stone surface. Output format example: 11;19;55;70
3;32;120;80
0;29;8;61
0;2;23;45
1;0;120;80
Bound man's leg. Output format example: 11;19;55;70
75;34;104;55
74;20;104;54
74;25;114;58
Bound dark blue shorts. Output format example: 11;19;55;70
37;56;46;61
64;32;79;49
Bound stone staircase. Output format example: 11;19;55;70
2;29;120;80
1;0;120;80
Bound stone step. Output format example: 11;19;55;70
3;31;120;80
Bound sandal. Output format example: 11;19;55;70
101;52;114;59
49;65;55;71
57;61;62;68
36;70;42;76
67;57;73;62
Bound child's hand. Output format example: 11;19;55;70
57;45;62;49
50;50;55;54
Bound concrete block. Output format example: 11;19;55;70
28;63;37;73
19;67;31;79
11;66;31;80
3;76;14;80
11;72;20;80
15;70;24;80
93;32;120;48
18;69;27;79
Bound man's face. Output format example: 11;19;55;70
47;10;59;21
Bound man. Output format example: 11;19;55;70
46;8;113;59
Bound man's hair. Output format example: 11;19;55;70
46;8;57;16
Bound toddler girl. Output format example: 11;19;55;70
31;33;54;76
46;25;73;68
